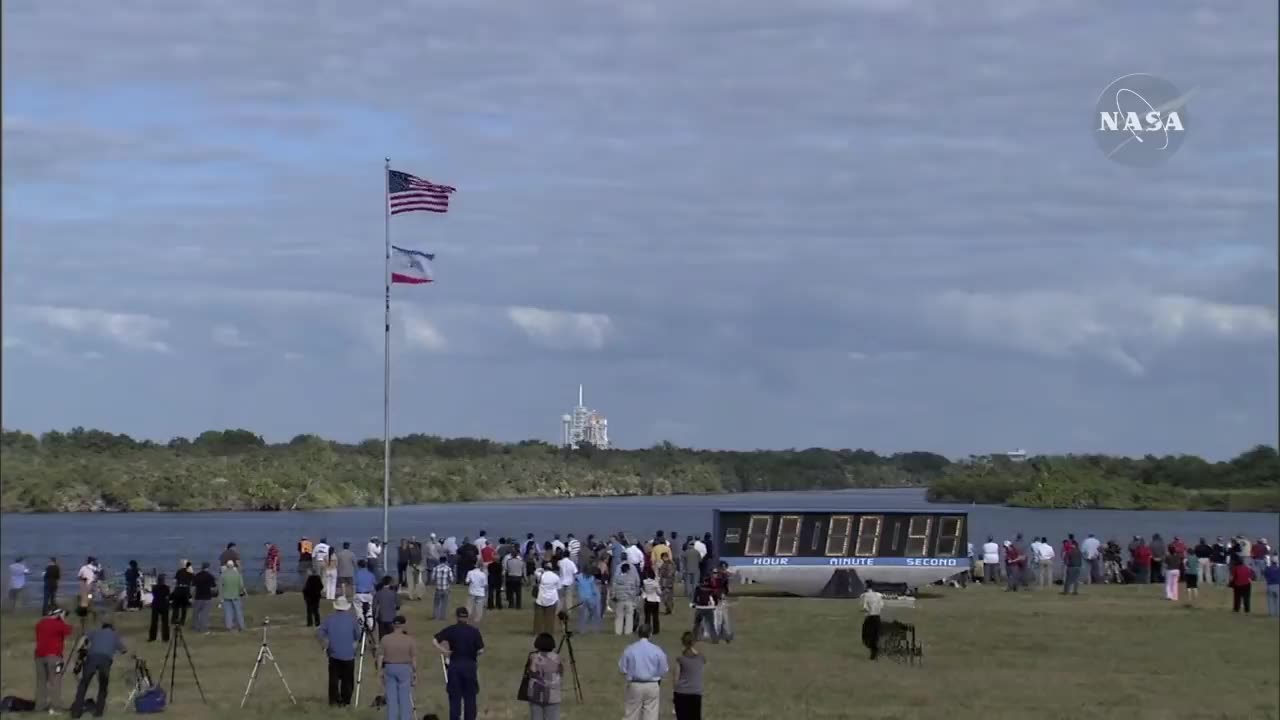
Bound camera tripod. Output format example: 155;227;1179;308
353;620;382;708
122;657;154;710
241;618;296;708
155;625;208;705
556;614;584;702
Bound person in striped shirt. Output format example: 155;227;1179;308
432;557;454;621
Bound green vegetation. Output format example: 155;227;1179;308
2;427;1275;513
2;584;1276;719
927;446;1280;511
0;427;949;513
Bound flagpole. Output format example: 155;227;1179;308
382;157;392;551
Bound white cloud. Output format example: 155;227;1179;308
211;324;251;348
403;314;448;353
507;306;613;350
930;290;1276;375
13;305;172;353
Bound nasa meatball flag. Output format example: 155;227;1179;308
390;246;434;284
382;158;456;549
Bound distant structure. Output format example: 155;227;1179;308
561;384;609;449
1004;449;1028;462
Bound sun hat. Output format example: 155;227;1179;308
333;597;352;611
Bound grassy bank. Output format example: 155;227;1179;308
2;584;1277;719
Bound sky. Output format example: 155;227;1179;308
1;1;1277;460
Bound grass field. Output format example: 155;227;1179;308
1;581;1277;720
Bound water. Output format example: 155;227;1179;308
3;489;1277;603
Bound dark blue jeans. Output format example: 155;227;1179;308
446;659;479;720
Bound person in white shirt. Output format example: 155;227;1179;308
981;537;1000;583
625;543;645;568
464;565;487;622
557;555;578;611
550;535;566;554
313;539;331;575
7;557;29;610
692;538;707;560
1035;538;1056;587
567;534;582;561
474;531;489;551
1081;534;1102;584
533;563;562;636
861;588;885;660
77;558;98;613
366;537;382;576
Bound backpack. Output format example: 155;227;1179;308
525;653;558;705
134;687;167;714
0;696;36;712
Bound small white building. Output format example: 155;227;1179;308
1004;449;1028;462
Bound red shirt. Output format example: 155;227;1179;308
35;616;72;658
1230;564;1254;587
480;546;496;565
265;545;281;571
1134;545;1152;564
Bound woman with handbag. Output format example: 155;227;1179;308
519;633;563;720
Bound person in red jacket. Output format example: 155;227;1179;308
1229;557;1255;613
1004;541;1025;592
1132;542;1153;585
34;607;73;712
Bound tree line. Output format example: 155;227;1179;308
0;427;1275;513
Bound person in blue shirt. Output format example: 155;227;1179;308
1264;558;1280;617
70;620;130;718
618;624;668;720
354;561;378;630
577;571;602;633
433;607;485;720
317;597;362;707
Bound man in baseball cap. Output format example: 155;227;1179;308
35;607;73;712
433;607;485;720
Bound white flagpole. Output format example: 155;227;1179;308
383;157;392;551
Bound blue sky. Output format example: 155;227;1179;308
2;1;1276;459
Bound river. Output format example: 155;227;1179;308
3;489;1277;603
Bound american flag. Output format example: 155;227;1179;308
388;169;456;215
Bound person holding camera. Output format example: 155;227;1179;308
34;607;73;713
69;619;131;719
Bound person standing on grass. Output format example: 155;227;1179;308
1062;543;1083;595
263;543;281;595
34;607;73;713
1193;538;1213;587
981;537;1000;584
613;563;641;636
41;557;60;614
641;567;662;635
1210;537;1229;586
172;561;193;627
1035;538;1055;587
377;615;417;720
486;551;504;611
147;574;171;643
191;562;217;634
8;556;31;610
1183;546;1200;603
533;562;561;636
1003;542;1024;592
303;568;324;627
432;555;455;621
618;624;668;720
1264;557;1280;618
1149;534;1167;584
523;632;564;720
673;631;705;720
1163;546;1184;602
1229;556;1255;614
1132;539;1152;585
434;607;485;720
1082;534;1102;584
503;547;526;611
318;597;361;707
397;538;411;589
220;561;247;631
336;542;358;598
374;578;400;639
861;586;884;660
464;560;487;623
1103;540;1123;584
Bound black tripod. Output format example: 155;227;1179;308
555;612;584;702
156;625;208;705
